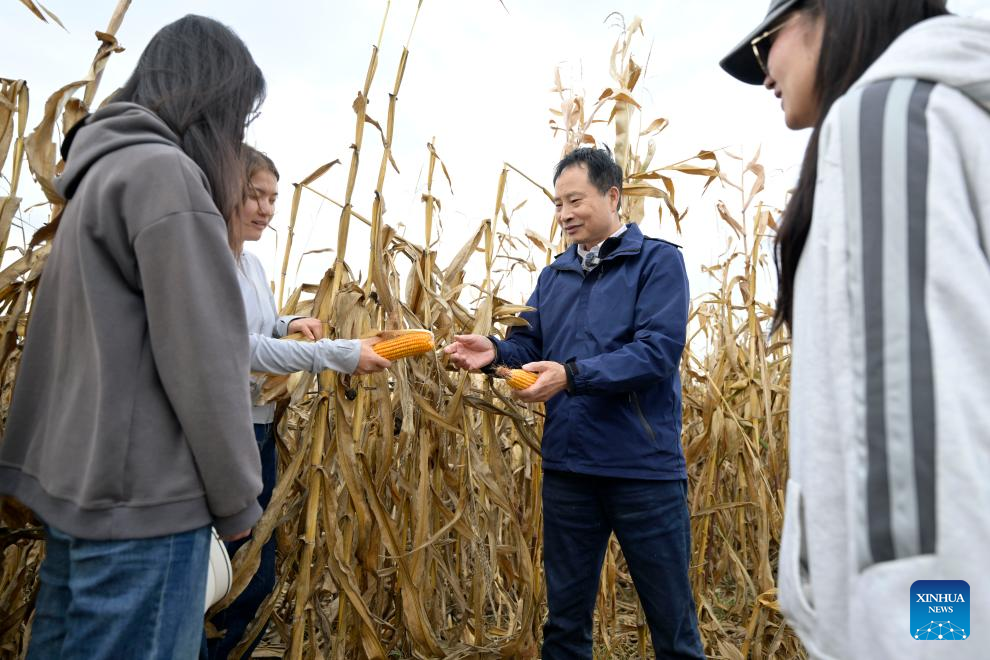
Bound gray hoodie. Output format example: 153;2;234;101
0;103;262;540
783;16;990;659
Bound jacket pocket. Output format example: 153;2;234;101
778;479;817;639
849;554;939;657
628;392;657;446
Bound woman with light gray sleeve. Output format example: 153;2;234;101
237;247;382;422
203;147;389;660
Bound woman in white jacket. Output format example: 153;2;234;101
203;148;390;659
721;1;990;658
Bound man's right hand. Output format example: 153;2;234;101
443;334;496;371
223;528;251;542
354;337;391;375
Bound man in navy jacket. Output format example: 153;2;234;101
445;147;703;658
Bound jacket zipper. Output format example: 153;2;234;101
629;392;656;442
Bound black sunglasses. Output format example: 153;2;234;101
750;17;793;76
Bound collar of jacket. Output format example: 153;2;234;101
550;222;644;273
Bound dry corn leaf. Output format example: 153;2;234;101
17;0;65;29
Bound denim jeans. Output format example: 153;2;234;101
202;423;277;659
29;523;210;660
541;470;704;659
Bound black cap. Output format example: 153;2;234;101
719;0;803;85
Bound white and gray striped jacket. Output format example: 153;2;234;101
781;15;990;660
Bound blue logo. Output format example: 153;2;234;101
911;580;970;641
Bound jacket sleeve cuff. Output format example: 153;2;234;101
564;360;578;394
212;500;262;538
571;359;593;394
480;335;501;374
276;316;304;338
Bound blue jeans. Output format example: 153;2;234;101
541;470;704;659
29;523;210;660
203;423;276;659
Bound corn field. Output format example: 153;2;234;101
0;2;802;658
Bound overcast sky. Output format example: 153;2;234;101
3;1;988;303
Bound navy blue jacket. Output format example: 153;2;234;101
493;223;688;480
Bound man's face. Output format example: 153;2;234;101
553;163;620;249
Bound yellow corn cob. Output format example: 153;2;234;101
373;331;434;361
496;367;538;390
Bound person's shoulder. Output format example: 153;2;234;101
642;236;682;250
639;233;683;259
116;144;219;222
827;77;938;128
635;234;685;278
238;250;266;275
125;143;209;188
819;81;880;135
534;262;557;284
235;252;272;291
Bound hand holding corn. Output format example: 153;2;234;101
353;330;435;375
509;361;568;404
496;367;538;390
354;338;391;375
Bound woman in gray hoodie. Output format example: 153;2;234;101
722;1;990;658
202;148;389;658
0;15;268;660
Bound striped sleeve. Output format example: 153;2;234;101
839;78;937;569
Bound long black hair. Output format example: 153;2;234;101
115;15;266;221
773;0;949;331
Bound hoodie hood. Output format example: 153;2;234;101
854;15;990;113
57;102;183;200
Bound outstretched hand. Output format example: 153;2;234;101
443;334;496;371
513;361;567;403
